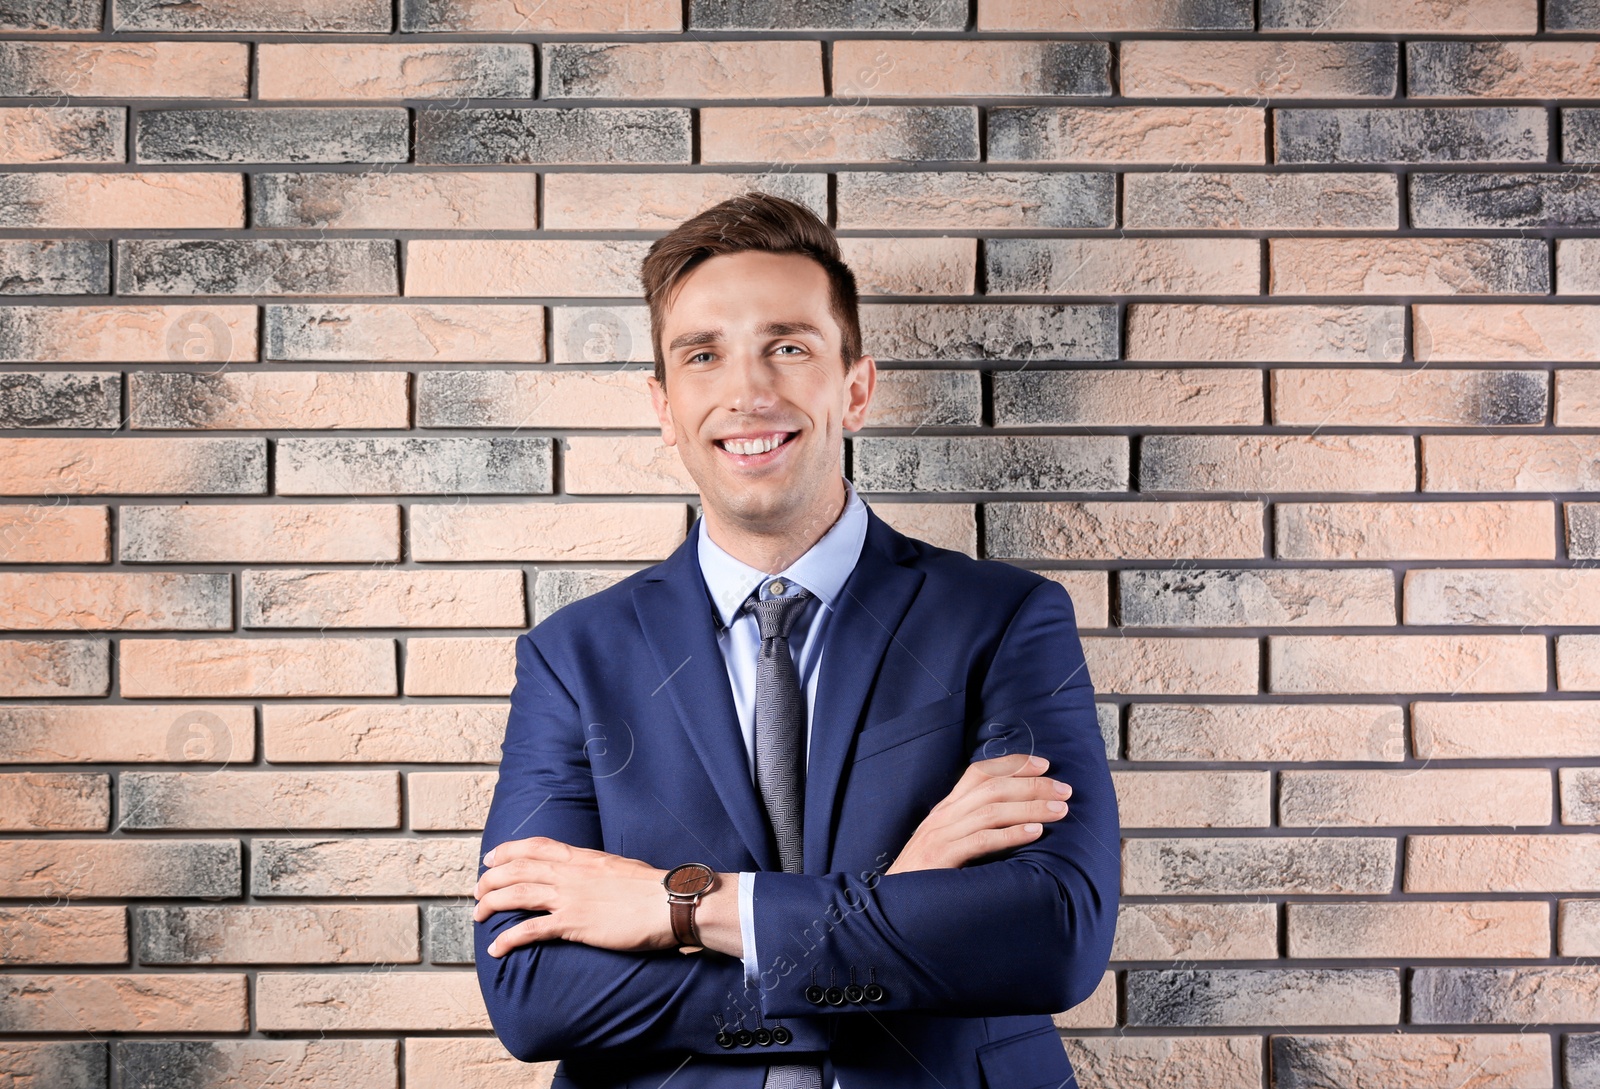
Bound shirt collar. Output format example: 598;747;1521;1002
697;477;869;631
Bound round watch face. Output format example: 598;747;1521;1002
664;863;714;896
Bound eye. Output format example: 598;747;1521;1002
687;351;715;363
774;344;805;355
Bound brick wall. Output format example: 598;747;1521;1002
1;0;1597;1086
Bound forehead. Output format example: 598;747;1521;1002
661;251;837;340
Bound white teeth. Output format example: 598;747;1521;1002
721;433;790;455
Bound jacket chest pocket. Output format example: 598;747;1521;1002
852;688;967;762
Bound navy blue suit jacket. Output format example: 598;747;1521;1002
476;502;1120;1089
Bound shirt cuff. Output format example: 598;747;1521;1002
737;870;759;992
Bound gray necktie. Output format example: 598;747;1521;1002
743;584;823;1089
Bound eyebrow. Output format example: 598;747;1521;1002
667;321;828;352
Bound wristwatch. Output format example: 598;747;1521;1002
662;862;718;953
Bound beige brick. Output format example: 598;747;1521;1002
0;572;228;631
404;636;516;696
1129;703;1406;762
1110;902;1278;962
242;569;524;630
0;437;265;497
835;40;1104;98
405;1038;551;1088
0;906;126;964
121;503;399;563
0;106;122;163
564;436;692;495
1124;171;1398;231
1405;567;1600;625
1561;634;1600;691
1415;303;1600;362
1560;899;1600;955
405;238;647;297
1142;434;1414;492
987;501;1264;560
0;639;108;697
1288;900;1550;959
121;770;399;830
0;974;245;1032
1122;40;1394;98
1407;834;1600;892
0;704;253;764
992;106;1264;164
1033;570;1108;629
1270;1033;1552;1089
136;904;416;965
258;43;532;99
838;236;976;296
257;971;487;1031
1557;237;1600;294
263;703;505;764
254;171;537;230
0;772;107;831
1113;770;1270;828
1272;237;1548;295
0;837;237;898
1562;767;1600;824
1276;501;1555;560
1271;634;1547;694
1061;1035;1263;1089
1083;637;1258;696
989;238;1259;296
1424;435;1600;491
547;40;818;98
409;771;494;831
411;501;686;561
0;172;243;229
701;106;977;164
872;502;978;558
0;505;107;564
541;171;825;230
252;837;476;897
267;303;543;363
549;305;652;363
1557;368;1600;425
120;637;396;698
1414;700;1600;759
1273;368;1548;427
129;370;409;431
1265;0;1535;31
992;368;1262;427
0;304;255;363
1124;836;1396;895
1280;769;1552;827
419;369;656;429
1053;970;1116;1029
0;42;248;97
1126;304;1404;362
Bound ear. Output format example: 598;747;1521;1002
648;373;677;446
842;354;875;434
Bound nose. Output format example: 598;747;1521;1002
722;348;780;413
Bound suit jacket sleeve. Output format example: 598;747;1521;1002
747;578;1120;1020
475;632;832;1063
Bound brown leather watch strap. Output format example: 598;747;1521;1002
669;897;700;947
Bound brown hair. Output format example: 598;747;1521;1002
640;191;862;390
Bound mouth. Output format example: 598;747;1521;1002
714;430;799;467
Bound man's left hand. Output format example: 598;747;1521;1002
474;836;675;958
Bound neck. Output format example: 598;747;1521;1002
702;478;849;575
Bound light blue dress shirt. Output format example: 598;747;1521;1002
696;476;868;1083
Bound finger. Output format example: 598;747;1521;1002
963;752;1048;787
473;881;556;920
483;836;575;867
949;798;1067;843
958;822;1048;867
474;858;557;897
485;914;559;957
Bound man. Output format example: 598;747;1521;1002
473;193;1119;1088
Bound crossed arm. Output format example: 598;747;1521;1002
474;580;1120;1062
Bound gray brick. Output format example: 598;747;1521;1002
1119;568;1394;628
1408;42;1537;96
0;373;120;429
1125;172;1397;230
426;903;474;964
136;109;408;165
0;240;109;296
1276;107;1546;164
1412;172;1600;228
867;370;981;428
1127;968;1400;1027
1413;967;1600;1024
863;303;1118;362
838;171;1114;229
415;108;690;165
690;0;965;28
1567;109;1600;162
534;569;632;623
399;0;676;30
0;1041;104;1088
114;0;390;30
275;437;553;496
118;1041;395;1089
1123;836;1396;894
853;436;1127;493
1570;1033;1600;1089
1571;504;1600;559
116;240;398;297
1550;0;1600;30
1096;703;1119;759
0;0;98;29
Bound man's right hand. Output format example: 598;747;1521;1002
886;752;1072;874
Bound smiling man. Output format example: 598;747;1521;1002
473;193;1120;1089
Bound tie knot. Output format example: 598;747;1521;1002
742;585;812;642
